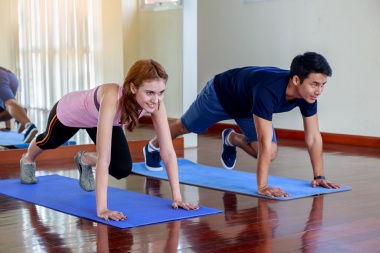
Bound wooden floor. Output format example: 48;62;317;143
0;125;380;252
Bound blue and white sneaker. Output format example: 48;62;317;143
143;143;163;171
23;123;38;143
221;129;237;170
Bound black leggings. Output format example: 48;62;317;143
36;102;132;179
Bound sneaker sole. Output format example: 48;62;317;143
74;155;95;192
220;156;236;170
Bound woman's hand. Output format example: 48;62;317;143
172;200;200;210
98;209;127;221
258;186;291;198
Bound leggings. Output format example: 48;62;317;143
35;102;132;179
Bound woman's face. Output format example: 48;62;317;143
131;79;166;113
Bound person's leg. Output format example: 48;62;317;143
144;77;232;171
0;71;37;140
72;127;99;192
76;126;132;191
0;108;12;122
4;120;11;130
4;99;31;127
232;118;277;160
0;107;12;131
4;99;38;142
150;118;189;148
107;126;133;179
220;118;278;170
21;102;79;183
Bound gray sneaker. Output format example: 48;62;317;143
74;151;95;192
20;154;38;184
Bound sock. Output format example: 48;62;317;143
225;130;234;146
148;140;160;152
25;122;32;129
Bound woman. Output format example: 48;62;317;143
20;59;199;221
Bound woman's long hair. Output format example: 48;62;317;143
119;59;168;132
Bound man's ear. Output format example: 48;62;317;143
292;75;300;86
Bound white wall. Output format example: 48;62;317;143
122;3;183;118
0;0;18;70
2;0;378;138
197;0;380;137
102;0;124;83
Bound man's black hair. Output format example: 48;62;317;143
290;52;332;83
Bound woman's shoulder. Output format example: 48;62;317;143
98;83;121;95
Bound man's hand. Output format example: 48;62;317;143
312;179;342;189
172;200;200;210
258;186;291;198
98;209;127;221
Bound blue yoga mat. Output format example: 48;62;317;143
132;158;351;200
0;130;76;148
0;175;222;229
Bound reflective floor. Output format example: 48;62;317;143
0;126;380;252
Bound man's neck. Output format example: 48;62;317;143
285;79;299;102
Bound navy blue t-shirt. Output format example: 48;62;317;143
213;66;317;121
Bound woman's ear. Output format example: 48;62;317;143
130;83;136;94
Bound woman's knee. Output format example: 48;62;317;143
109;162;132;180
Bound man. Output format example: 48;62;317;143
143;52;342;198
0;66;38;142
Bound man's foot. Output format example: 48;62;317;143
143;143;163;171
221;129;237;170
74;151;95;192
23;123;38;143
20;154;38;184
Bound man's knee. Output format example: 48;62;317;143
169;119;190;138
270;144;278;161
249;141;277;160
4;98;17;108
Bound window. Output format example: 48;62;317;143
16;0;102;144
139;0;182;12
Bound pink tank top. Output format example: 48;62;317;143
57;84;146;128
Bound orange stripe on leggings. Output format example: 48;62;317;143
36;115;59;146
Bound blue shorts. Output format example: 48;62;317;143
0;68;19;112
181;78;277;144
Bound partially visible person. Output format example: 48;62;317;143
0;66;38;142
20;59;199;221
0;119;11;131
143;52;342;198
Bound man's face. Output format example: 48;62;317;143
297;73;328;103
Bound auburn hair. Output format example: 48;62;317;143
119;59;168;132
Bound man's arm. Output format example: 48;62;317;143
254;115;290;197
303;114;342;188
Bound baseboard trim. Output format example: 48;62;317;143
0;138;184;164
139;115;380;148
